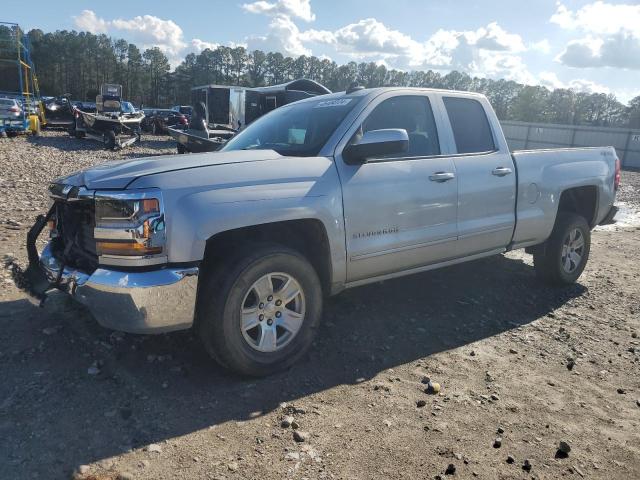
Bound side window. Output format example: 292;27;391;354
443;97;495;154
359;95;440;157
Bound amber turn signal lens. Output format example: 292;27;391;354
96;241;162;256
141;199;159;214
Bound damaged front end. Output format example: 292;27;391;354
9;183;199;334
7;208;55;307
8;185;98;307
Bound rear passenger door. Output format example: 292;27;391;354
440;96;516;256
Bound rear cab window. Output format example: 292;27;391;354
443;97;495;154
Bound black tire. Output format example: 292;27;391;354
177;143;186;154
103;130;116;150
533;212;591;285
196;244;323;376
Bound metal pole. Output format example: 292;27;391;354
524;125;531;149
621;131;633;167
15;27;25;123
569;126;577;148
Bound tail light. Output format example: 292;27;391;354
9;106;20;113
180;115;188;125
614;157;621;190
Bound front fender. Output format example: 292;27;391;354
128;156;347;286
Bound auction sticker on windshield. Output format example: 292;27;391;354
314;99;353;108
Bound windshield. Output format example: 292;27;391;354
221;96;361;157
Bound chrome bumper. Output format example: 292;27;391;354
39;243;199;333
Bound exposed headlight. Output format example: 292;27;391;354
94;191;166;260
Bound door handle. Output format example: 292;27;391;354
492;167;513;177
429;172;455;182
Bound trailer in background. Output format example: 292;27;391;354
169;79;331;153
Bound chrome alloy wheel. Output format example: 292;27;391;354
561;228;585;273
240;272;306;353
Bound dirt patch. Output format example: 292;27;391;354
0;132;639;479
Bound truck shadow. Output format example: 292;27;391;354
0;253;586;477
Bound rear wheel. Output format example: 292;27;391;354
533;212;591;285
177;143;186;154
197;244;323;376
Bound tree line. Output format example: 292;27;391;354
2;26;640;128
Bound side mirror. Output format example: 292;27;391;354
343;128;409;164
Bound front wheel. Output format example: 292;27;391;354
533;212;591;285
197;245;323;376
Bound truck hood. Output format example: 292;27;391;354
55;150;283;190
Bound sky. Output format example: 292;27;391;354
4;0;640;103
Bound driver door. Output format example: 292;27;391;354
334;93;459;283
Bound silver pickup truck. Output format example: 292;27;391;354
20;87;620;376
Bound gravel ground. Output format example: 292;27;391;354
0;131;639;480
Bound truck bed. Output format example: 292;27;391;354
509;146;617;249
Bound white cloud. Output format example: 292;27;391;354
240;2;532;83
110;15;187;58
475;51;537;85
530;39;551;54
550;1;640;36
302;18;423;60
298;19;526;70
557;33;640;69
191;38;220;53
247;15;311;56
72;10;234;65
538;71;610;94
73;10;108;34
242;0;315;22
73;10;186;60
552;2;640;70
467;22;526;52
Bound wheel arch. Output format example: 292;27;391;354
557;185;599;228
200;219;333;296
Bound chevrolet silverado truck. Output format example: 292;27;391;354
17;87;620;376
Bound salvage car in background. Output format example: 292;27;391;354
17;86;620;376
171;105;192;121
43;95;75;128
142;108;189;135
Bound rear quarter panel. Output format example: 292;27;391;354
510;147;616;248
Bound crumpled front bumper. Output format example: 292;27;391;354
21;241;199;334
